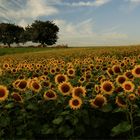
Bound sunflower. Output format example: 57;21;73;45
55;74;68;84
17;79;27;91
95;85;100;93
116;96;127;108
69;97;82;110
136;86;140;96
124;71;134;80
106;68;114;77
41;81;51;88
67;68;75;77
29;80;42;93
72;86;86;98
122;81;135;93
0;85;9;102
44;90;57;100
128;93;136;101
112;65;121;74
12;79;21;89
58;82;72;96
50;68;56;75
132;65;140;78
90;94;107;108
78;76;86;84
12;92;23;102
116;75;127;85
100;81;114;95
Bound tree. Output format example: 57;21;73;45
0;23;24;47
27;20;59;47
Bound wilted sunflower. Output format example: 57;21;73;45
69;97;82;110
0;85;9;102
90;94;107;108
44;90;57;100
58;82;72;96
55;74;68;84
12;92;23;103
116;75;127;85
122;81;135;93
72;86;86;98
116;96;127;108
67;68;75;77
17;79;27;91
132;65;140;78
100;81;114;95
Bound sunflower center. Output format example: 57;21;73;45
135;68;140;74
117;97;126;105
12;93;22;101
18;81;27;89
57;76;65;83
74;88;83;96
103;83;112;92
46;92;55;98
126;72;133;79
61;84;70;93
33;82;40;89
118;77;125;84
69;70;74;74
72;99;79;106
108;69;114;75
114;66;121;73
124;84;131;90
94;97;105;108
0;89;5;97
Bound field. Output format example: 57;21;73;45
1;46;140;139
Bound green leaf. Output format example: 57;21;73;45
52;116;63;125
64;129;74;137
111;121;131;136
4;102;15;109
101;104;113;112
60;110;70;116
26;103;37;111
112;108;126;113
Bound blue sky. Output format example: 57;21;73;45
0;0;140;46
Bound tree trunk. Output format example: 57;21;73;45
7;43;11;48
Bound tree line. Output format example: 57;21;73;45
0;20;59;47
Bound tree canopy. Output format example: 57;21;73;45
27;20;59;47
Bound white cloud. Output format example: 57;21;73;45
54;19;128;46
57;0;111;7
0;0;58;26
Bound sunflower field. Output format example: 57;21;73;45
1;46;140;139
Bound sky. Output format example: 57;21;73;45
0;0;140;46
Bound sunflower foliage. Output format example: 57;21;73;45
1;47;140;139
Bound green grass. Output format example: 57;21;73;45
0;47;57;56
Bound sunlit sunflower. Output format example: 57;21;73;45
12;92;23;103
0;85;9;102
12;79;21;89
55;74;68;84
132;65;140;78
100;81;114;95
72;86;86;98
58;82;72;96
17;79;27;91
29;80;42;93
69;97;82;110
116;75;127;85
90;94;107;108
122;81;135;93
128;93;136;101
124;71;134;80
44;90;57;100
67;68;75;77
41;81;51;88
50;68;56;75
112;65;121;74
95;85;100;93
78;76;86;84
116;96;127;108
106;68;114;77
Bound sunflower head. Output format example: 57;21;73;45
17;79;27;91
122;81;135;93
90;94;107;108
72;86;86;98
69;97;82;110
12;92;23;102
132;65;140;78
116;75;127;85
55;74;68;84
116;96;127;108
101;81;114;95
58;82;72;96
0;85;9;102
44;90;57;100
112;65;121;74
29;80;42;93
67;68;75;77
